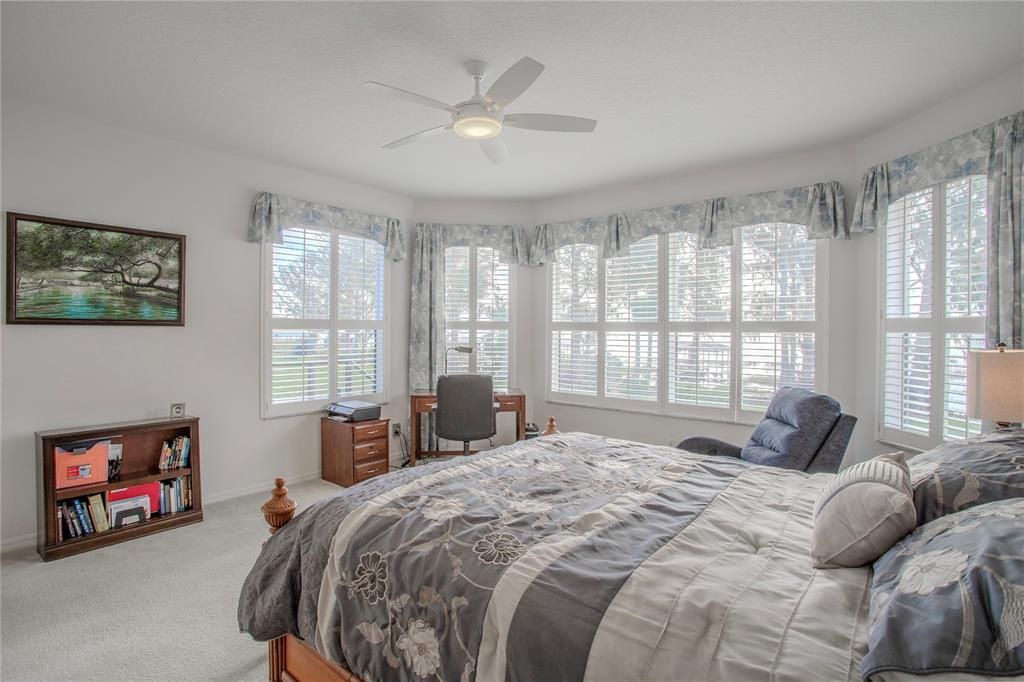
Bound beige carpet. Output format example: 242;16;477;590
1;479;342;681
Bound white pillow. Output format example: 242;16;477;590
810;451;916;568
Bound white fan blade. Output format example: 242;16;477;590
382;124;452;149
503;113;597;133
485;57;544;108
480;137;509;165
362;81;458;114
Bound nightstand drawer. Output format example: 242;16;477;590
354;459;388;482
353;439;387;463
353;421;388;443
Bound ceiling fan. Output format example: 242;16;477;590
363;57;598;164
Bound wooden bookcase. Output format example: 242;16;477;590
36;416;202;561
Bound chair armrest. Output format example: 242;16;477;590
675;437;742;458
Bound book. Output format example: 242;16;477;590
73;498;92;535
56;505;64;542
87;494;110;533
63;502;80;537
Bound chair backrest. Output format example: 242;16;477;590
435;374;496;442
740;387;853;472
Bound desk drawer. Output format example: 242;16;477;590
354;459;388;483
354;439;387;463
497;398;520;411
412;397;436;413
353;421;388;443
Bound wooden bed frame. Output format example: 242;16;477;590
257;419;560;682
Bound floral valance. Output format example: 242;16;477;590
529;180;846;263
417;222;531;266
247;191;405;261
851;110;1023;233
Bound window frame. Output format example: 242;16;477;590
545;228;828;425
260;226;390;419
443;244;515;391
876;177;987;451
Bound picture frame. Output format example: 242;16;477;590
6;213;186;325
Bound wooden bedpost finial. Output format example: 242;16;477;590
541;416;559;436
262;477;296;535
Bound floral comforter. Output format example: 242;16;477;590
238;433;871;681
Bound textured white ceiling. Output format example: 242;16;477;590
3;2;1023;200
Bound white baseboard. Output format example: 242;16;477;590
1;532;38;554
0;470;323;555
202;471;322;505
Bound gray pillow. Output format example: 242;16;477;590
908;429;1024;525
862;498;1024;680
810;451;915;568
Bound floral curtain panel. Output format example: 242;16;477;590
248;191;405;261
851;110;1023;347
529;180;846;263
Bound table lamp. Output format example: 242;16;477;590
445;345;473;374
967;343;1024;429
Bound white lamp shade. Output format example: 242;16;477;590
967;349;1024;422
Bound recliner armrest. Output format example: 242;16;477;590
675;437;742;459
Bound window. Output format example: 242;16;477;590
444;246;511;390
548;225;822;422
880;176;987;449
263;227;386;417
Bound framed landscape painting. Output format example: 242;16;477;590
6;213;185;325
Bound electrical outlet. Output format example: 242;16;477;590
392;422;402;436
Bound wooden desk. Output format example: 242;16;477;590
409;390;526;466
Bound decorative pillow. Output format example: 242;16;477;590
908;428;1024;525
810;451;915;568
862;498;1024;680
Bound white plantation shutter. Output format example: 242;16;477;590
605;331;658;401
550;244;600;395
943;333;985;440
444;246;511;391
883;332;932;436
444;247;471;322
605;237;658;323
739;224;817;415
741;332;816;411
667;233;732;411
272;228;330;319
552;244;598;322
264;226;387;417
945;176;988;318
668;332;730;408
548;227;822;420
271;329;329;403
551;330;598;395
880;177;987;448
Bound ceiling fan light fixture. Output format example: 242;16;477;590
453;115;502;140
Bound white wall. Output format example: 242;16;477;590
0;101;414;549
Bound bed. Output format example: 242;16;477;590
239;431;876;681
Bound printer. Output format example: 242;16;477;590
326;400;381;422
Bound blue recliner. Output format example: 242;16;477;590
676;387;857;474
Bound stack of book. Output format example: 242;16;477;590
159;476;193;515
57;494;111;540
158;436;191;470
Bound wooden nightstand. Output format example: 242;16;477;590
321;417;390;487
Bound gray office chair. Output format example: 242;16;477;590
676;386;857;473
435;374;497;456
